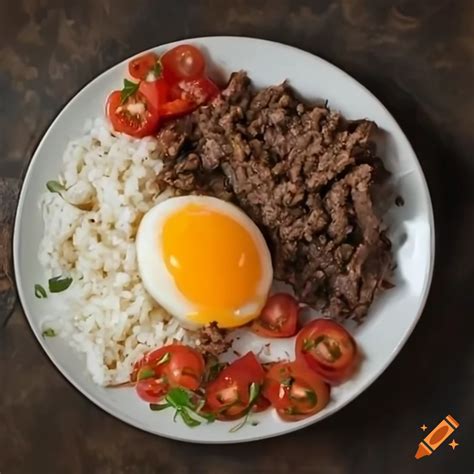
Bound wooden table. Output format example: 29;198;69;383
1;1;473;472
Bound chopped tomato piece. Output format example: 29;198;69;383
251;293;300;338
263;361;330;421
173;77;220;105
135;377;168;403
161;44;206;83
138;78;170;113
132;344;205;392
106;89;159;138
128;52;160;80
205;352;265;420
159;98;196;118
295;319;359;384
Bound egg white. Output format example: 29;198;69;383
135;195;273;329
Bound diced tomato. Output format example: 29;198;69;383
173;77;220;105
159;98;196;118
263;361;330;421
205;352;266;420
135;377;168;403
106;89;159;138
161;44;206;84
128;52;160;80
251;293;300;338
132;344;205;392
295;319;359;384
138;78;170;113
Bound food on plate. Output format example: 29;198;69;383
263;361;330;421
250;293;299;338
133;344;205;402
38;120;194;386
157;71;392;322
295;319;359;384
135;195;273;329
38;43;392;428
106;45;219;137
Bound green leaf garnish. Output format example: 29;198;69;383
42;328;56;337
229;383;261;433
150;402;170;411
305;389;318;407
48;276;73;293
281;376;294;387
152;60;162;78
149;387;214;428
46;180;65;194
179;408;201;427
137;367;155;380
121;79;139;104
303;338;315;351
34;284;47;299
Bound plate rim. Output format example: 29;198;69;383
12;35;436;443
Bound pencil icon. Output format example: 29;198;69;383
415;415;460;459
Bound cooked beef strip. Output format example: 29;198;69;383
156;72;392;322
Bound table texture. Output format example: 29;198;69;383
0;1;473;473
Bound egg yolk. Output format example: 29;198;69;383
162;204;264;327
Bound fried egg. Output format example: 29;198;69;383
136;196;273;329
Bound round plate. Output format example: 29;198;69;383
13;37;434;443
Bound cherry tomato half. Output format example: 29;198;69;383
138;78;170;113
205;352;266;420
295;319;359;384
106;89;159;138
251;293;300;338
263;361;330;421
135;377;168;403
161;44;206;84
132;344;205;393
172;77;220;105
128;52;160;80
159;98;196;119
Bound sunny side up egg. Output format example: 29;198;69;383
136;196;273;329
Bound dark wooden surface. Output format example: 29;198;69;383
1;1;473;473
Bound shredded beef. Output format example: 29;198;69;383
156;72;392;322
195;322;232;358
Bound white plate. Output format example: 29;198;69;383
13;36;434;443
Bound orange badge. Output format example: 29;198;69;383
415;415;460;459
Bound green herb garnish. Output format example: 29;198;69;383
42;328;56;337
149;387;214;428
152;60;162;78
34;284;47;299
46;180;65;194
137;367;155;381
120;79;139;104
229;382;261;433
305;389;317;407
48;276;73;293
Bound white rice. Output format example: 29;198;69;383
38;117;193;386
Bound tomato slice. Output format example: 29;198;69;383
173;77;220;105
251;293;300;338
135;377;168;403
159;98;196;118
161;44;206;83
132;344;205;391
205;352;266;420
295;319;359;384
128;52;160;80
138;79;170;113
263;362;330;421
106;89;159;138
